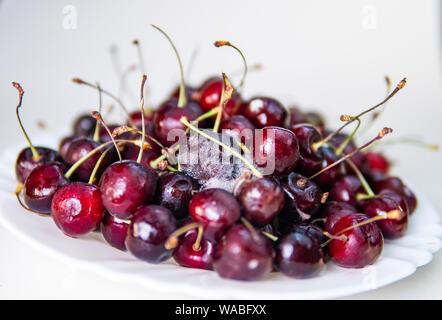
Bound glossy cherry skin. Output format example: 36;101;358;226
362;189;409;239
374;176;417;214
64;137;114;182
155;172;198;219
276;228;325;278
189;188;241;241
236;177;285;226
15;147;62;183
254;127;299;177
51;182;106;237
23;162;68;214
241;97;287;128
365;151;390;173
59;136;76;161
198;78;241;119
290;124;323;176
313;146;347;190
320;201;357;233
328;213;384;268
213;224;275;281
173;222;215;270
153;98;203;147
101;213;130;251
125;205;178;263
329;175;363;207
73;114;96;137
99;160;158;220
280;172;323;222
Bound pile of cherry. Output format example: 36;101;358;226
13;26;422;281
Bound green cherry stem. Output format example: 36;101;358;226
92;82;103;142
91;111;122;162
335;116;361;156
312;78;406;152
137;74;148;164
180;117;263;178
151;25;187;108
214;41;248;90
213;73;234;133
12;82;40;161
88;147;112;185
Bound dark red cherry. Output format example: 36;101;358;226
288;107;325;132
374;176;417;214
280;172;323;222
320;202;357;233
198;78;241;119
73;114;96;137
329;175;363;207
125;205;177;263
276;228;325;278
128;111;155;128
241;97;287;128
313;146;347;190
254;127;299;177
99;160;158;220
173;223;215;270
328;213;383;268
236;177;285;226
15;147;62;183
189;188;241;241
101;213;129;251
213;224;275;281
153;98;203;147
51;182;106;237
59;136;76;161
365;151;390;173
23;162;68;214
290;124;323;176
362;189;409;239
155;172;198;219
64;137;114;182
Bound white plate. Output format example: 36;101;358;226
0;133;441;299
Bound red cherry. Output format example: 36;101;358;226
365;151;390;173
241;97;287;128
51;182;106;237
328;213;384;268
101;213;129;251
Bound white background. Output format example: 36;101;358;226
0;0;441;299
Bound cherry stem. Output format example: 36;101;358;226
180;117;263;178
335;117;361;156
312;78;406;151
214;41;248;90
91;111;122;162
368;137;439;151
346;158;375;197
151;24;187;108
213;73;233;133
150;153;167;169
137;74;148;164
164;222;202;250
72;78;136;128
133;40;152;112
240;217;260;243
12;82;40;161
92;83;103;142
298;127;393;186
192;224;204;251
88;146;112;185
261;231;278;242
309;224;347;241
